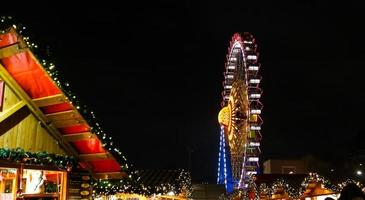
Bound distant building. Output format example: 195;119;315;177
263;159;308;174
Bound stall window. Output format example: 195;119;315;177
0;167;17;200
22;169;66;199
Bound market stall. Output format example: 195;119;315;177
0;17;128;199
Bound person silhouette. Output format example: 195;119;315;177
338;183;365;200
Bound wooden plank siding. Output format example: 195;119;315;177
0;113;65;154
0;79;65;155
1;79;20;111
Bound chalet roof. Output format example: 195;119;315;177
0;24;126;179
138;169;183;187
134;169;191;195
256;174;307;189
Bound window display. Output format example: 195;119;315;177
22;169;66;199
0;167;17;200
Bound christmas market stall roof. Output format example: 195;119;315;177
0;24;127;179
136;169;191;196
252;173;343;199
137;169;187;187
91;169;191;197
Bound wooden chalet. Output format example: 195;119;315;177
0;27;126;199
300;182;337;200
253;174;339;200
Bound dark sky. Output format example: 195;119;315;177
5;1;365;182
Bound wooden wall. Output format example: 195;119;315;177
0;79;65;155
1;78;18;112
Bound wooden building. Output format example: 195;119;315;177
0;26;126;199
252;173;339;200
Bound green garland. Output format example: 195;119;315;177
0;147;76;170
0;16;129;170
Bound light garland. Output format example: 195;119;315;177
271;178;299;199
0;16;129;171
217;172;362;200
258;183;272;198
299;172;339;195
337;179;363;192
91;169;192;198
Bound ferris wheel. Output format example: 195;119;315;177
217;33;263;192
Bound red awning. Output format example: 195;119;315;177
0;30;123;175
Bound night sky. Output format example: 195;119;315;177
5;1;365;182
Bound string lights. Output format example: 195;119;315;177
91;169;191;198
218;173;363;199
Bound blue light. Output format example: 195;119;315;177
217;126;233;193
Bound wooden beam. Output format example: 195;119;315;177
32;94;67;107
79;152;113;161
0;80;4;111
93;172;127;180
0;43;26;59
0;101;30;136
45;110;82;122
51;118;87;128
0;101;26;123
0;63;80;158
63;132;96;142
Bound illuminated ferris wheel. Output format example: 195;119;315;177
217;33;263;192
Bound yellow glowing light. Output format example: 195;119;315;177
218;106;230;126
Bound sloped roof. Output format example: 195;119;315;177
0;26;126;179
138;169;183;187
